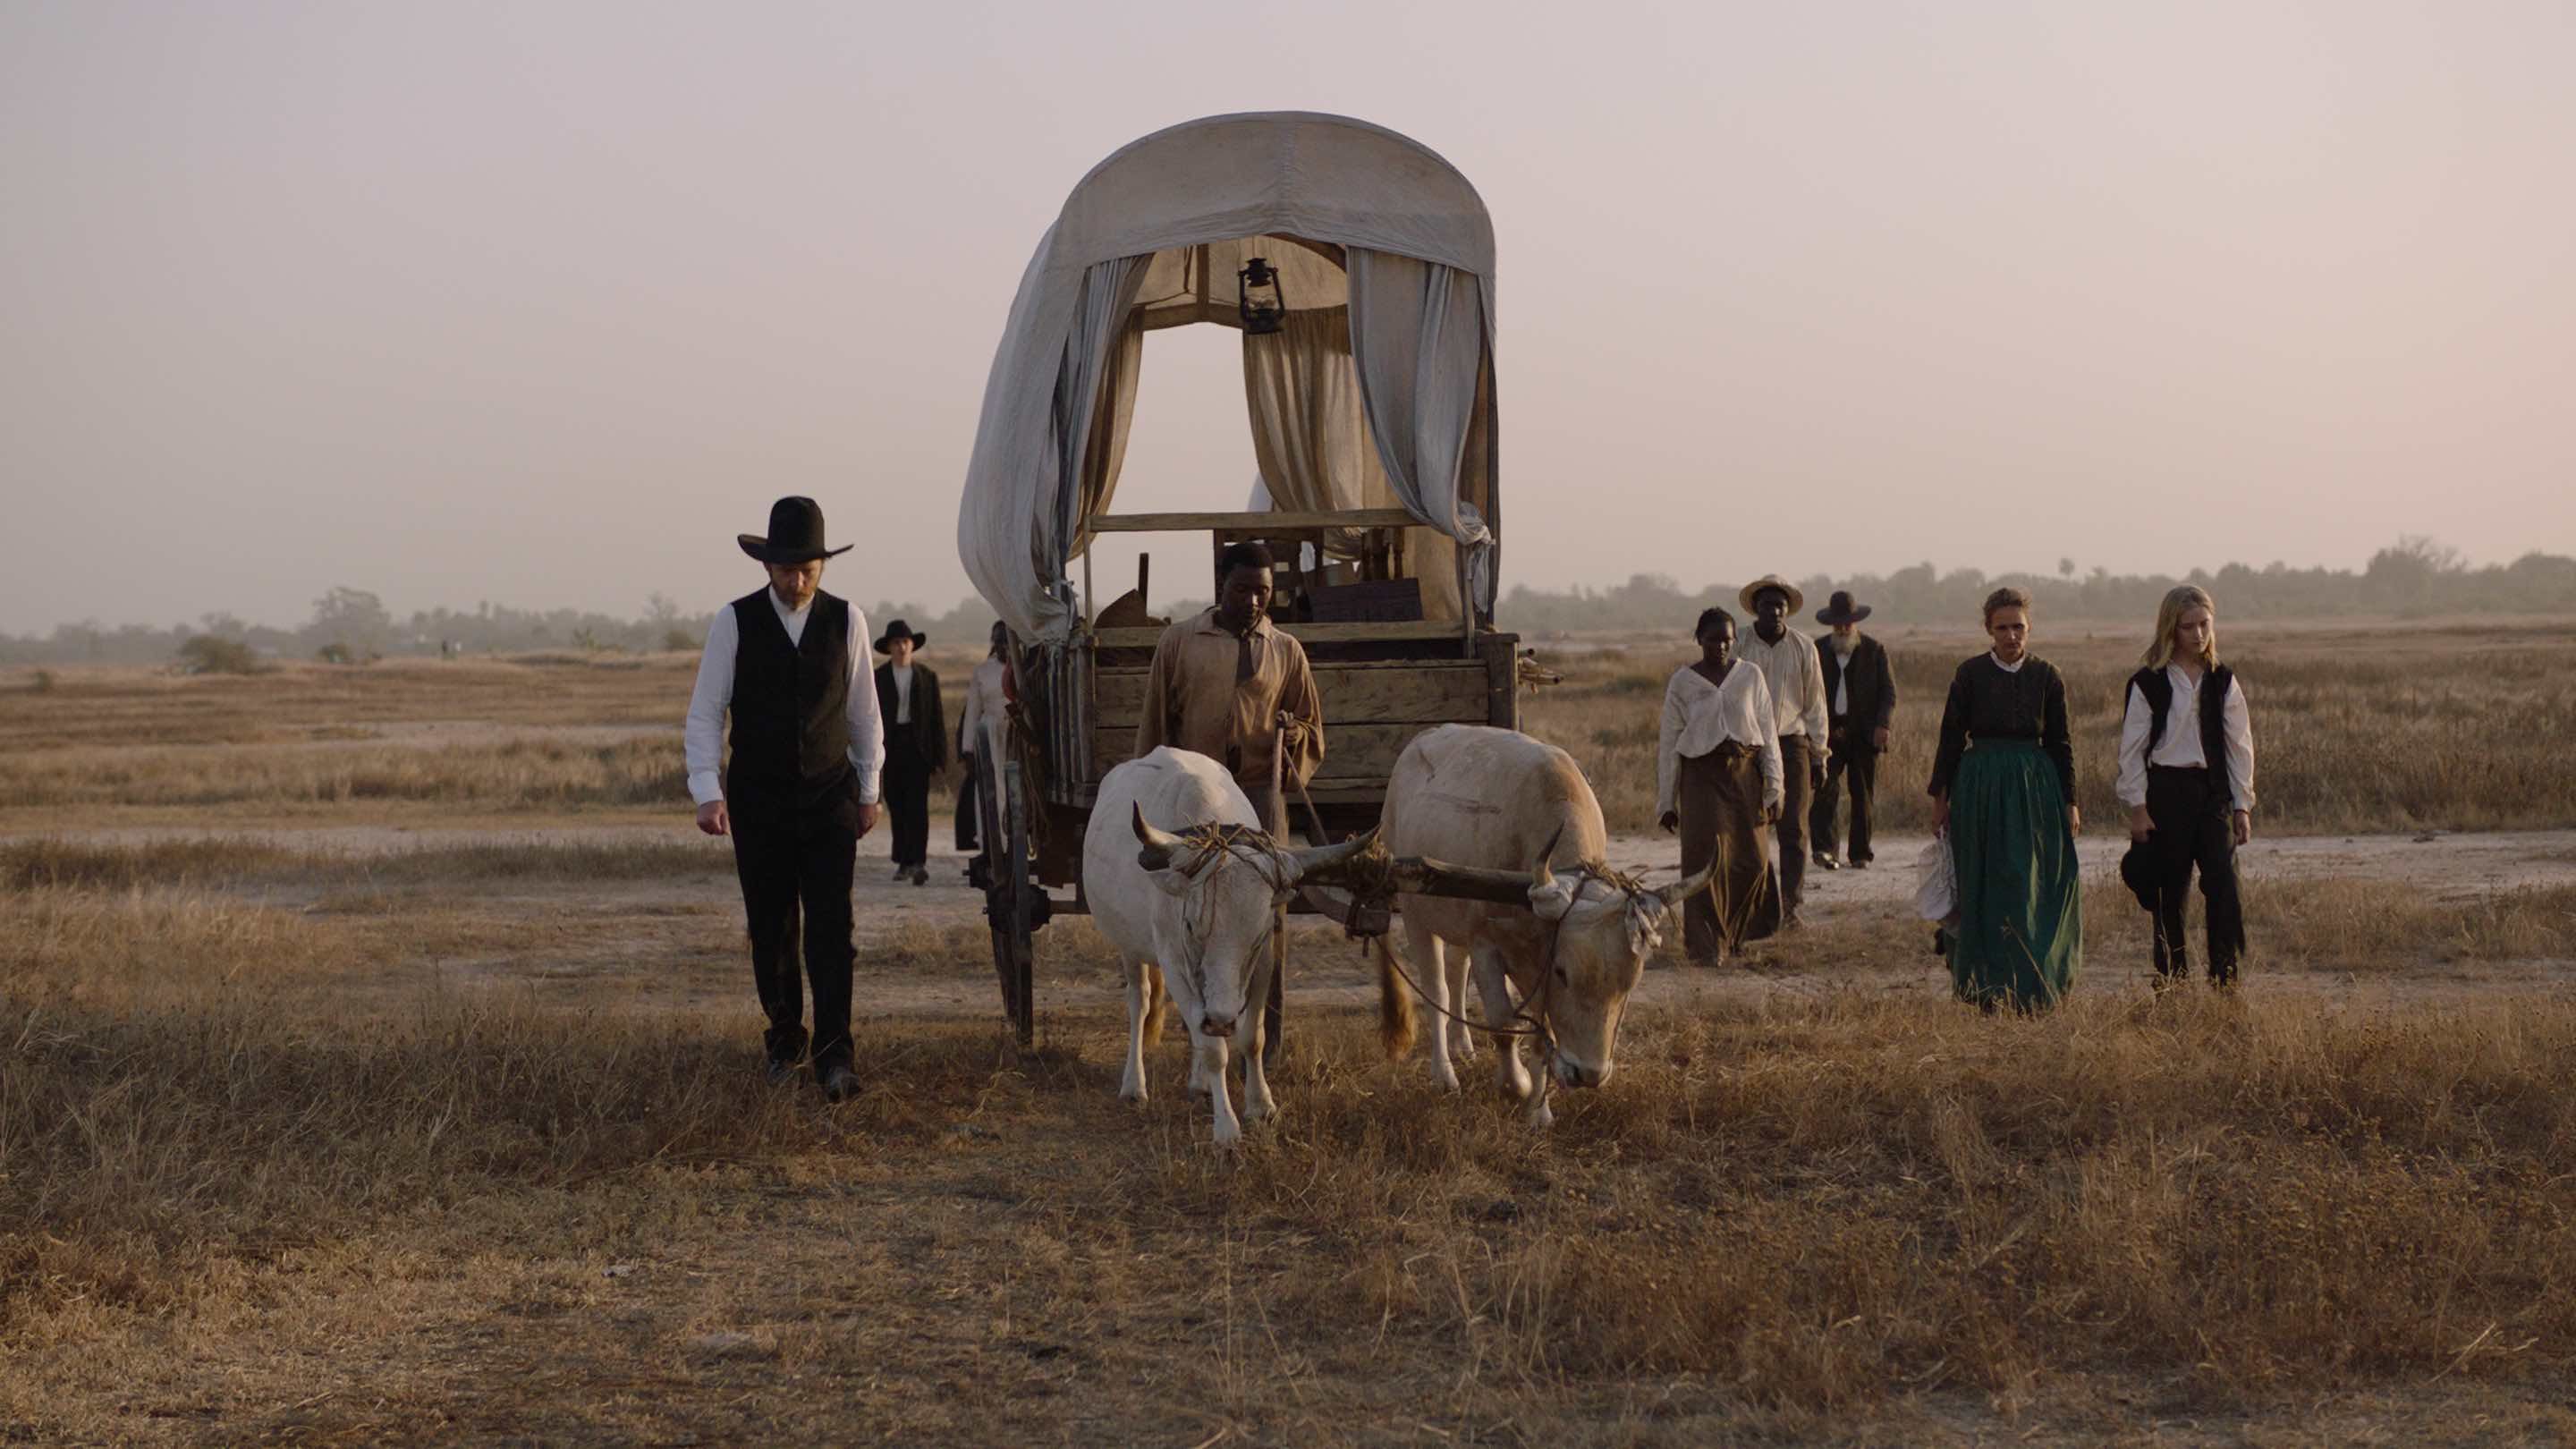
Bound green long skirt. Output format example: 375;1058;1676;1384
1949;740;2081;1011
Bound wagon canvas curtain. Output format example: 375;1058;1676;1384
1056;257;1152;558
1242;309;1464;620
1346;248;1497;618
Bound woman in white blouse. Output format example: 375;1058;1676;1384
2116;585;2256;987
1657;607;1785;962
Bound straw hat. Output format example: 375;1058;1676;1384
1737;574;1804;616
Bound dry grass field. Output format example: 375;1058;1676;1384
6;620;2576;1445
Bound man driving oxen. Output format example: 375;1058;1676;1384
1133;541;1325;825
1133;540;1326;1051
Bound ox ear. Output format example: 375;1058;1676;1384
1652;858;1719;915
1131;802;1187;872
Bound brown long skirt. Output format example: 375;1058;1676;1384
1676;747;1773;962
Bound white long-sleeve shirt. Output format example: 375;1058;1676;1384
957;657;1008;758
2114;665;2254;810
1656;664;1784;818
683;592;886;807
1737;626;1831;759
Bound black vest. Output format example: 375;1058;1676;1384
724;589;857;824
2129;663;2236;807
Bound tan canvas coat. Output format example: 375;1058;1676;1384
1134;607;1325;790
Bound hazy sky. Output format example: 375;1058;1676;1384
4;0;2571;634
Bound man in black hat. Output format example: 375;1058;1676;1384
871;618;946;886
683;496;886;1101
1809;589;1896;870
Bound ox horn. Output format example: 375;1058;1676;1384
1284;824;1381;885
1131;801;1188;871
1382;856;1546;906
1529;826;1566;888
1654;857;1720;911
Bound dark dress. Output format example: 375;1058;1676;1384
1928;654;2081;1010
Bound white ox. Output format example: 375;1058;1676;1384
1373;725;1713;1126
1083;748;1372;1146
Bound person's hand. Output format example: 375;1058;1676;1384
695;801;730;837
2067;804;2083;836
1871;726;1891;752
1657;810;1679;835
2128;804;2153;843
2233;809;2253;847
1931;793;1949;835
1809;764;1826;793
855;801;879;838
1762;802;1782;826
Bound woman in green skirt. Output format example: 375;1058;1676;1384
1927;587;2081;1010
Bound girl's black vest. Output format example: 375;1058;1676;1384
2127;662;2237;807
724;589;858;826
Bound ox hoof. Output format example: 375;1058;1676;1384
1117;1081;1147;1105
1527;1103;1556;1129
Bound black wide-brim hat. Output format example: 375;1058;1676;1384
1816;589;1873;625
2119;840;2160;910
873;619;928;653
738;496;853;564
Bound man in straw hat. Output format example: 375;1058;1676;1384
683;496;886;1102
1809;589;1897;871
1735;573;1831;933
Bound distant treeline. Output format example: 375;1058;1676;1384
0;588;1005;669
5;537;2571;668
1500;538;2576;636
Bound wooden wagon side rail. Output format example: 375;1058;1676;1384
1086;508;1422;534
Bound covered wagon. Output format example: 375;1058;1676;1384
957;111;1520;1043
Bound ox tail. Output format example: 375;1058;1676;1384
1140;962;1171;1046
1372;936;1419;1061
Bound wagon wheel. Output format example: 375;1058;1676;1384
976;722;1037;1046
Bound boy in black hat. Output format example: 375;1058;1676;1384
871;619;947;886
1810;589;1896;870
682;496;886;1100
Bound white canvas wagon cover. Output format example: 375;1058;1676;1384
956;111;1500;640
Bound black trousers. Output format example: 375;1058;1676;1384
954;753;979;853
1809;726;1879;864
883;732;934;869
732;806;859;1069
2146;765;2245;983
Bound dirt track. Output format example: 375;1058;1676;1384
14;821;2574;1022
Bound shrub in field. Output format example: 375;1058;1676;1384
176;633;261;675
